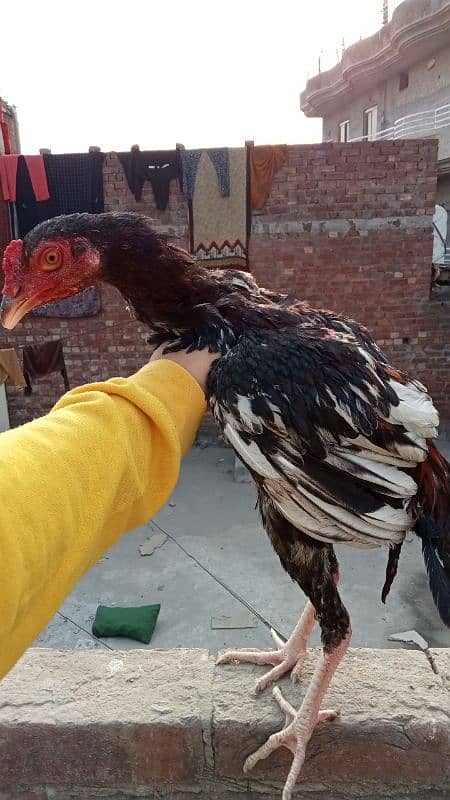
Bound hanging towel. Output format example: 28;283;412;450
23;156;50;202
1;155;50;204
0;349;26;388
22;340;70;396
118;149;180;209
0;155;19;202
180;148;230;199
192;148;247;269
249;144;287;210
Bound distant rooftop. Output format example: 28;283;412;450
301;0;450;117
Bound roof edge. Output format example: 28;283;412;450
301;0;450;117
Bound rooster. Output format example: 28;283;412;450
2;211;450;799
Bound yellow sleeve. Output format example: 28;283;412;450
0;359;206;679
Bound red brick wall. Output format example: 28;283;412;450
1;142;447;427
250;141;450;417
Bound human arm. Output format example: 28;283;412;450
0;351;216;679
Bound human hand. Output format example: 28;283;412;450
150;343;220;392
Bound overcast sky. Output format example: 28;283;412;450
0;0;400;154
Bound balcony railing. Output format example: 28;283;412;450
348;103;450;143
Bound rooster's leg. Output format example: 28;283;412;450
244;627;351;800
216;600;316;694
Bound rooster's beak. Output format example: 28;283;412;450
0;295;41;329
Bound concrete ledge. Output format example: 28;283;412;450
0;647;449;799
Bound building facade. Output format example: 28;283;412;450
300;0;450;204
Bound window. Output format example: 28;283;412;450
399;71;409;90
338;120;350;142
363;106;378;140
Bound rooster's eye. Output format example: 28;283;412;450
41;247;62;271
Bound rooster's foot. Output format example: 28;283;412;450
216;628;308;694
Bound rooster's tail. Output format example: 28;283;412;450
415;442;450;627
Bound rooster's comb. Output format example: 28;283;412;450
2;240;23;278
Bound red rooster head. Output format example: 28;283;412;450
0;212;183;330
1;234;102;329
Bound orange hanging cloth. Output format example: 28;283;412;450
249;144;287;211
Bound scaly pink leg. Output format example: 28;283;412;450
217;601;316;693
243;627;351;800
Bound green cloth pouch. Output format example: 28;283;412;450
92;604;161;644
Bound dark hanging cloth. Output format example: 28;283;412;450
15;152;105;238
207;149;230;196
117;149;180;209
179;149;202;199
15;156;43;236
43;152;105;215
22;340;69;396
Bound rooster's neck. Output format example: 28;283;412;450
105;248;238;351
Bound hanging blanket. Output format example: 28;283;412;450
192;148;247;269
43;152;105;215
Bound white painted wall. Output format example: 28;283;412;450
323;44;450;158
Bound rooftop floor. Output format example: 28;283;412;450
35;441;450;656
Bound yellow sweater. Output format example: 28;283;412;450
0;360;206;679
